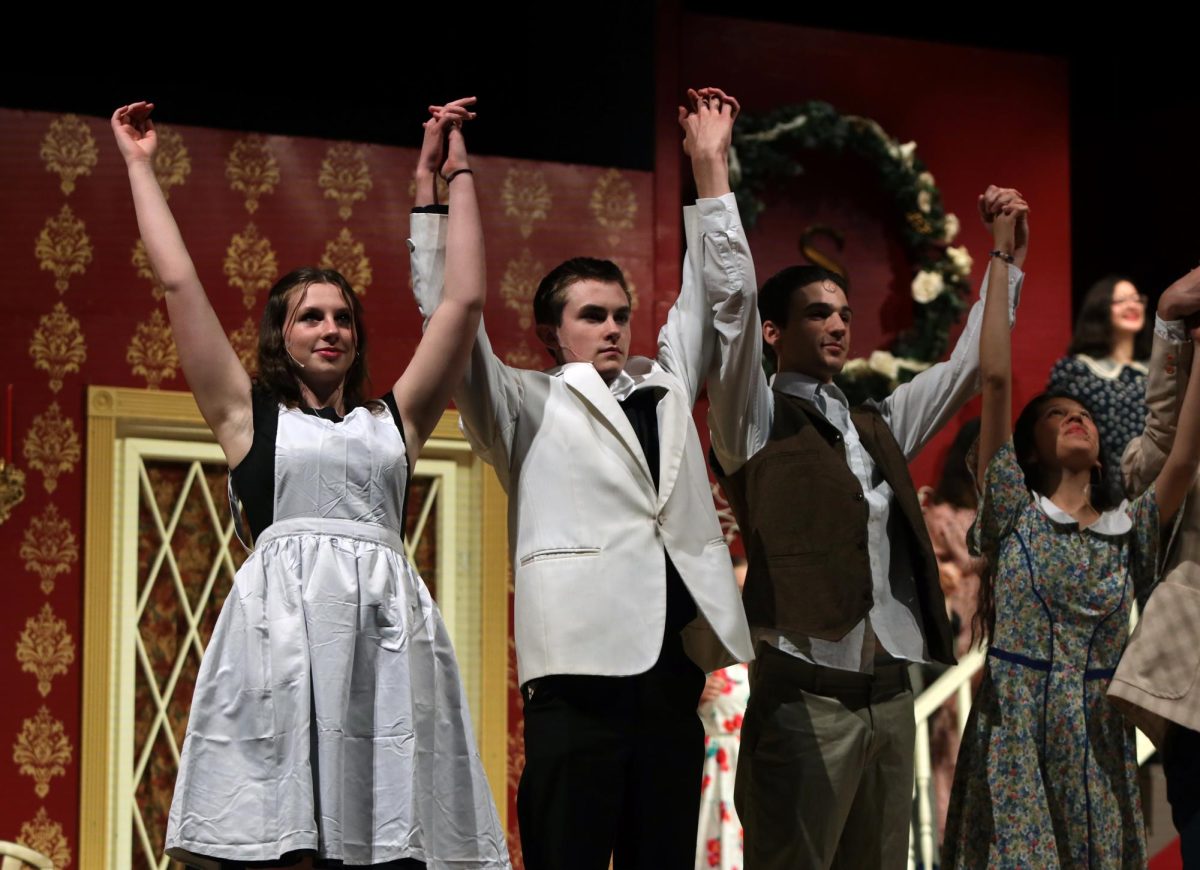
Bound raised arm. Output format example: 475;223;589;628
976;201;1027;480
1122;271;1200;495
658;87;750;406
1148;267;1200;526
394;100;484;459
882;185;1027;459
113;103;253;466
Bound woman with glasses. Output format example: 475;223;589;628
1047;276;1153;503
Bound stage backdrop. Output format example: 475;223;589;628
0;107;656;866
658;15;1072;490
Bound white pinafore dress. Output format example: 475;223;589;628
166;401;510;868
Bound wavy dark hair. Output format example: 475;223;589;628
971;389;1113;646
1067;274;1151;360
256;267;376;411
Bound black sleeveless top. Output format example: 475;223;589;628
230;388;407;542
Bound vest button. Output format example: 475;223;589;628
854;492;865;501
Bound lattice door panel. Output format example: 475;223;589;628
125;451;448;868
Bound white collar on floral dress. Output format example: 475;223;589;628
1074;353;1149;380
1033;493;1132;536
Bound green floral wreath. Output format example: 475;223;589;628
731;101;973;404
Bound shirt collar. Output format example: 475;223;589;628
608;368;637;400
772;371;849;409
1034;493;1133;536
547;362;637;400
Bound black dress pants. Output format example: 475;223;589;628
516;630;706;870
1165;725;1200;868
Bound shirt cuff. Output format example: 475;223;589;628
688;191;741;228
1156;315;1188;342
978;262;1024;322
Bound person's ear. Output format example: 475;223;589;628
536;323;562;363
763;319;782;350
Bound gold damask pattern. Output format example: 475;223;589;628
226;134;279;213
21;502;78;594
320;227;373;294
22;401;81;494
224;222;279;309
35;203;92;293
501;168;552;239
589;169;638;245
229;316;259;375
18;806;71;868
504;340;544;370
40;114;98;196
29;301;86;392
17;602;75;697
499;249;545;330
151;125;191;199
132;239;166;299
319;142;373;220
12;706;72;798
127;309;179;389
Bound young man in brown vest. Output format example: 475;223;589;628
708;186;1028;868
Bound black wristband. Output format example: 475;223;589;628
989;249;1015;264
443;168;474;184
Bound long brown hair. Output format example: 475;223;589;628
256;267;374;411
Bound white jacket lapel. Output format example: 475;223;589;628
648;374;687;509
561;363;654;487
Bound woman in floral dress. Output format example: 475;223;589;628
696;557;748;870
696;662;749;870
942;199;1200;868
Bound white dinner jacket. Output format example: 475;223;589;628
409;195;755;685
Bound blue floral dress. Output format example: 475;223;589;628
943;441;1157;868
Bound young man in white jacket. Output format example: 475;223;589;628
408;90;755;869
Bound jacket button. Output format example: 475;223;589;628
657;512;666;526
855;492;865;501
1166;365;1177;375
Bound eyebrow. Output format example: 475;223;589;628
802;302;853;317
579;304;631;318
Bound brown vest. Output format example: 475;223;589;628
714;389;955;664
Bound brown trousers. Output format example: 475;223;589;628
735;647;915;870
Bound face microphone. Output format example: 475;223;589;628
286;343;306;369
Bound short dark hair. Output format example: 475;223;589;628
758;265;849;328
1067;274;1151;361
533;257;630;327
257;266;374;411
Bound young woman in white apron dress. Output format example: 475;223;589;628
113;98;509;870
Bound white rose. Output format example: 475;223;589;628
911;270;945;303
917;189;932;213
918;171;935;188
946;246;973;277
943;213;960;242
868;350;899;381
842;357;869;376
898;141;917;167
